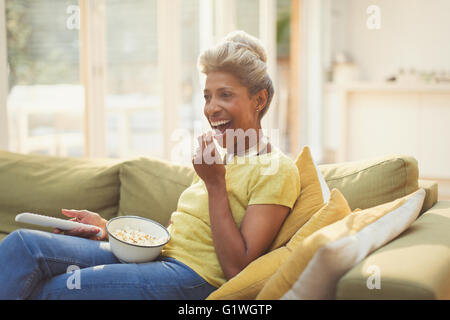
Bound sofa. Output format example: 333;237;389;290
0;149;449;299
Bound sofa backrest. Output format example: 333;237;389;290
0;150;121;235
319;155;419;212
117;157;194;226
0;150;424;238
117;153;422;226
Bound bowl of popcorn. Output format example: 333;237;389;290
106;216;170;263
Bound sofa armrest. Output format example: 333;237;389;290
418;179;438;214
336;200;450;300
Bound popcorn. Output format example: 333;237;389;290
113;226;164;246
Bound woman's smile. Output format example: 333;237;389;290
210;119;232;136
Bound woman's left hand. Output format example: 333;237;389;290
54;209;108;241
192;132;226;187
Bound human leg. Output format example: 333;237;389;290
30;257;217;300
0;229;118;299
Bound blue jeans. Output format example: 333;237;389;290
0;229;217;300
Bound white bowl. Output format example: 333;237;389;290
106;216;170;263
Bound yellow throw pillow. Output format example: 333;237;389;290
269;146;330;250
256;188;426;300
286;188;351;251
206;188;351;300
206;246;291;300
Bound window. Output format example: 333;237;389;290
4;0;84;156
1;0;290;161
104;0;161;158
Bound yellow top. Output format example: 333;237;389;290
161;148;301;287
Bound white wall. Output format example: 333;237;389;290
330;0;450;81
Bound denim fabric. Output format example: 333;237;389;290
0;229;216;300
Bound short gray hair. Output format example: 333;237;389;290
198;30;274;119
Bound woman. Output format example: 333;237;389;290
0;31;300;300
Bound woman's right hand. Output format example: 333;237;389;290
53;209;108;241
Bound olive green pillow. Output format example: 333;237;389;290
319;155;419;211
0;150;121;235
118;157;194;226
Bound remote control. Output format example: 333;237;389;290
15;212;103;238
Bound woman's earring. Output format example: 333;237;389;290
256;107;259;112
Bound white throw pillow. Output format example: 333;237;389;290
281;188;425;300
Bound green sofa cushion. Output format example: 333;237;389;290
418;179;439;213
118;157;194;226
0;150;121;234
319;155;419;212
336;200;450;300
0;232;7;242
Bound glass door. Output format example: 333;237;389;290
5;0;84;157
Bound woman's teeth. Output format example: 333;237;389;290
211;119;231;128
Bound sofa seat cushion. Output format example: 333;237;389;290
118;157;194;226
0;150;121;235
0;232;7;242
336;200;450;300
319;155;419;212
